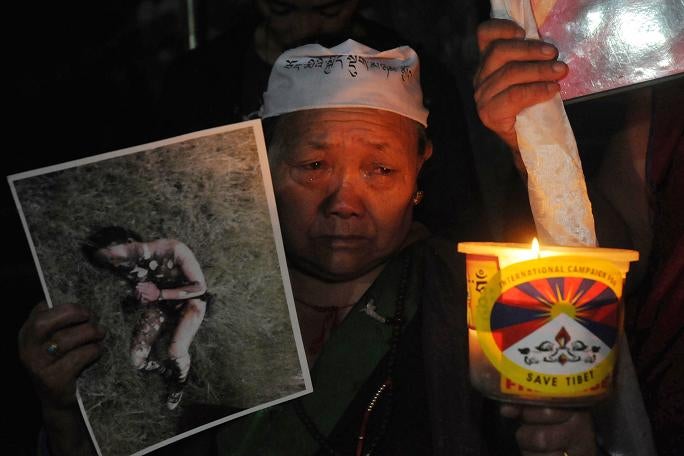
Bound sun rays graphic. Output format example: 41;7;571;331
489;277;619;352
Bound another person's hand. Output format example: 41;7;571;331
18;302;105;410
502;404;597;456
135;281;161;304
474;19;569;151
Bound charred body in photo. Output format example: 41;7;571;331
82;226;212;411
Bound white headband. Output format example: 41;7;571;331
260;39;429;127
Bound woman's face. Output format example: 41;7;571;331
269;108;429;281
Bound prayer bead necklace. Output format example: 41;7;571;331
294;255;411;456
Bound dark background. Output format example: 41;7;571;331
4;1;493;454
15;1;678;454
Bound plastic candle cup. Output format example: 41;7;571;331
457;240;638;406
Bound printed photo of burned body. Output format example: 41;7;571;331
10;122;308;456
83;227;211;411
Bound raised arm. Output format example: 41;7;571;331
473;19;568;152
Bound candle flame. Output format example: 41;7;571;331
531;238;540;258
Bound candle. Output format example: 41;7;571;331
458;240;638;406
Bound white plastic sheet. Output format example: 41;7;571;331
490;0;597;247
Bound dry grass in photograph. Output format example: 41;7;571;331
13;126;305;455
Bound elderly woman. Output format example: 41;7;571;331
20;37;598;456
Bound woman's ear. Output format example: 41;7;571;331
424;140;433;161
418;140;433;172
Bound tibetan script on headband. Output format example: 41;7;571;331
283;55;415;81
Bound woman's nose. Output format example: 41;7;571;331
322;169;366;218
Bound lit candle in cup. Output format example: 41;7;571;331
458;240;638;406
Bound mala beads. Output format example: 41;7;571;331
294;255;411;456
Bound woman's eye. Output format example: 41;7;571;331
302;161;324;171
289;160;330;185
374;166;394;175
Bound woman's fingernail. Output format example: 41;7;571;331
553;62;566;73
542;45;556;55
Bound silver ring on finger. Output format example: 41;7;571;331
46;341;59;356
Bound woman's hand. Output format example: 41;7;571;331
474;19;568;150
502;404;597;456
18;301;105;409
19;302;105;455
